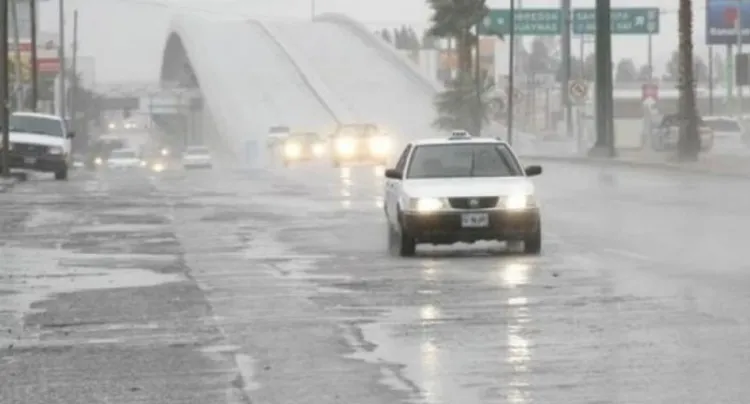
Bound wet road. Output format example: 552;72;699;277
2;161;750;403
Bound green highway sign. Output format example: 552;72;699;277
572;8;660;35
479;9;561;36
479;8;660;36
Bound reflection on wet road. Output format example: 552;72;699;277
4;161;750;403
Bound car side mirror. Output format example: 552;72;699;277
67;131;75;138
384;168;402;179
524;165;542;177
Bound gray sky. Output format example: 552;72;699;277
36;0;713;84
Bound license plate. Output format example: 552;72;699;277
461;213;489;228
24;157;36;165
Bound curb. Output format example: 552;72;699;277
0;177;18;192
520;154;750;179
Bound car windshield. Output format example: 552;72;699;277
704;119;742;132
406;143;523;179
9;114;64;137
186;146;209;155
110;150;137;159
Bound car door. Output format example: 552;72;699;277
385;144;411;225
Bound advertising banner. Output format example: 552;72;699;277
706;0;750;45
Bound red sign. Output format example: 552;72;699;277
37;58;60;73
641;83;658;101
725;7;739;26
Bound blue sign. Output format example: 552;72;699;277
706;0;750;45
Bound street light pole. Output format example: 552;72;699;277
561;0;572;136
506;0;516;145
30;0;38;111
58;0;66;120
737;0;744;119
1;0;10;177
474;23;482;136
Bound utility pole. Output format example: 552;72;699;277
30;0;38;110
10;0;21;110
591;0;615;157
506;0;516;145
474;23;481;136
70;9;77;135
1;0;10;177
737;0;744;119
561;0;572;137
57;0;66;120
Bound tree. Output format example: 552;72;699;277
426;0;489;76
433;73;495;134
694;56;709;83
528;37;552;75
380;29;392;43
663;50;680;81
615;58;638;83
422;31;438;49
637;65;653;81
677;0;700;160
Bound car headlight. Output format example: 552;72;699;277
152;162;165;172
161;148;169;156
140;160;147;167
369;136;390;155
94;157;103;165
336;138;355;156
312;143;325;156
504;194;535;210
48;146;63;155
413;197;444;213
284;142;301;158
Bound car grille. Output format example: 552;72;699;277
13;143;48;157
448;197;499;209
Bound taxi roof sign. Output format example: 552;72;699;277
449;130;472;139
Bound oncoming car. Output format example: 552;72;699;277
282;132;326;166
182;145;213;169
106;148;142;170
383;131;543;256
330;123;391;167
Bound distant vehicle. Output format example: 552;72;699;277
182;145;213;169
0;112;74;180
329;123;391;167
281;132;325;167
652;114;713;152
267;126;290;148
107;148;142;169
383;130;542;256
702;116;747;151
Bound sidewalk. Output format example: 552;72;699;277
518;139;750;178
0;177;16;192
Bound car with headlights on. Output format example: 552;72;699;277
330;123;391;167
106;148;142;170
282;132;326;166
383;130;543;256
182;145;213;169
0;112;74;180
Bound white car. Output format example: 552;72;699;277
383;130;543;256
2;112;73;180
702;116;746;152
107;148;142;169
182;145;213;169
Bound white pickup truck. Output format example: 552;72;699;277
1;112;74;180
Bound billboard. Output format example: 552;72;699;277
706;0;750;45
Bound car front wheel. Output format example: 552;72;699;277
523;225;542;255
54;168;68;181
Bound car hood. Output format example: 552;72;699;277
402;177;534;198
10;132;65;147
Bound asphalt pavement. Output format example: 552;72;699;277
2;161;750;403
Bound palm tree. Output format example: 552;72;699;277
433;73;497;132
426;0;488;77
676;0;700;160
